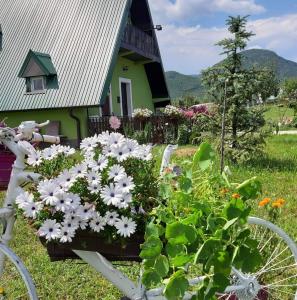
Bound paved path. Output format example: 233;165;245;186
276;130;297;135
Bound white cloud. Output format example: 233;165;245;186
155;14;297;74
149;0;265;24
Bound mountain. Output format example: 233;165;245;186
165;49;297;99
165;71;203;99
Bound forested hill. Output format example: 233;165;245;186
165;49;297;99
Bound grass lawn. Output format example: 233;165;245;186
2;134;297;299
264;104;295;130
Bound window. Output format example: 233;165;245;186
31;77;45;92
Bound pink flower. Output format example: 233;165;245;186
109;116;121;130
183;110;195;119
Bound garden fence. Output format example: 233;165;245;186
88;116;180;144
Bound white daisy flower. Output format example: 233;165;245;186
54;191;73;212
107;132;125;146
38;182;60;206
117;193;132;209
37;179;52;191
108;165;126;181
27;150;43;166
16;191;34;209
86;171;101;185
42;147;58;160
87;182;101;194
59;226;76;243
102;145;113;157
89;155;108;171
62;218;79;232
63;213;80;227
100;184;123;206
89;214;106;233
137;145;153;161
78;218;89;230
110;144;129;162
67;193;81;210
22;201;43;219
57;170;76;190
38;219;61;241
105;211;119;226
116;176;135;193
76;203;95;220
50;144;65;154
125;139;139;156
115;216;136;238
63;146;76;156
80;137;98;152
97;131;110;145
70;163;88;179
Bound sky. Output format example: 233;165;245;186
148;0;297;74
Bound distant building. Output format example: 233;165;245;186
0;0;170;144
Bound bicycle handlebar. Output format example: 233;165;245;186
31;133;60;144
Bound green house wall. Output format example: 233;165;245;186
110;56;154;115
0;55;155;141
0;108;88;140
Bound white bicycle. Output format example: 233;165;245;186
0;122;297;299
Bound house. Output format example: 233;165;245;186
0;0;170;145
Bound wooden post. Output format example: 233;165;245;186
220;79;228;174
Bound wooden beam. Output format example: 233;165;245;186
119;51;134;57
136;59;153;65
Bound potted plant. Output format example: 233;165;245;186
16;130;159;261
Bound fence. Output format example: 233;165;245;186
88;116;180;144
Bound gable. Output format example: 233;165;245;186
0;0;131;111
22;59;45;78
19;50;57;78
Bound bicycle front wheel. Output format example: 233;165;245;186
0;243;38;300
221;217;297;300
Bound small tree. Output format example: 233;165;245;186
202;16;277;163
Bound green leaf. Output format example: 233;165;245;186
213;273;230;292
236;177;262;200
155;255;169;278
182;212;201;226
143;258;155;268
157;209;175;224
145;222;159;239
165;243;185;258
159;182;172;199
192;143;215;172
170;254;193;268
163;270;189;300
140;236;163;259
166;222;197;245
223;218;238;231
233;244;262;273
179;176;192;193
195;238;221;263
142;268;162;288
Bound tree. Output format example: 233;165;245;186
281;78;297;115
202;16;277;163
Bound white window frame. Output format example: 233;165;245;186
31;76;45;92
119;77;133;117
